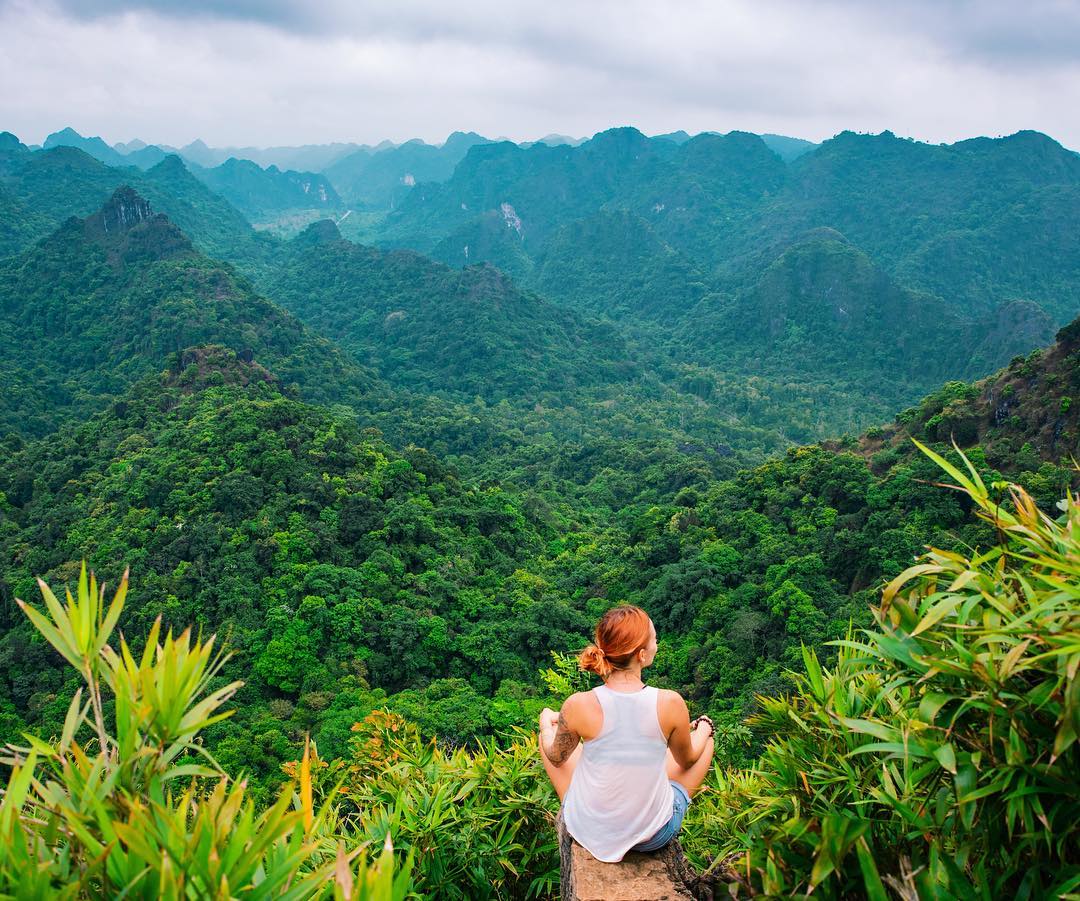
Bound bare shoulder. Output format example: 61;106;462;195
657;688;688;711
562;689;602;738
562;690;599;717
656;688;689;734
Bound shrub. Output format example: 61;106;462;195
2;565;410;899
333;710;559;899
695;442;1080;897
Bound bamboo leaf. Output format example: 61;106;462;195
882;563;942;605
60;687;89;753
300;735;314;833
854;836;888;901
934;742;957;774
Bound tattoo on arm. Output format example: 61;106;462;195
547;711;580;765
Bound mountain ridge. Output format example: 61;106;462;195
0;189;376;437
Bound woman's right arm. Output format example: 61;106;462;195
662;691;709;769
539;694;582;766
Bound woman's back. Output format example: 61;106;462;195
561;685;674;862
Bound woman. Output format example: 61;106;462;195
538;605;715;863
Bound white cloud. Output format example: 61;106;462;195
1;0;1077;149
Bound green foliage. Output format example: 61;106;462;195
5;338;1072;791
333;710;558;899
0;378;592;791
695;445;1080;897
258;222;638;401
539;651;594;701
1;564;409;899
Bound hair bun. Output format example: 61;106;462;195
579;644;613;678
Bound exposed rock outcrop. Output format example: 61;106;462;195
96;185;154;234
557;813;728;901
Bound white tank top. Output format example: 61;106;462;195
561;685;674;862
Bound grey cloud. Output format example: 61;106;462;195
1;0;1077;149
824;0;1080;68
30;0;1080;70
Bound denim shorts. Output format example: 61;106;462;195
631;781;690;852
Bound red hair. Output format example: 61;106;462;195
579;606;653;678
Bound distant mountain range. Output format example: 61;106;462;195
376;125;1077;340
26;126;822;218
3;121;1075;445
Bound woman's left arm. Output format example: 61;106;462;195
662;691;706;768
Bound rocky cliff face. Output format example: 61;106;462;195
96;185;154;234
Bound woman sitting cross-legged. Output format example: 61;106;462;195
538;605;715;863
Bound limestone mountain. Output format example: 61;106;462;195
528;209;708;324
191;157;342;221
759;133;818;161
39;130;171;170
371;127;1079;333
865;313;1080;470
43;127;129;167
323;131;491;210
673;232;1054;418
521;133;587;148
0;145;261;261
257;219;639;400
727;130;1080;319
0;188;375;438
428;208;536;283
40;127;169;170
654;130;693;144
374;127;782;257
0;132;28;160
376;127;687;252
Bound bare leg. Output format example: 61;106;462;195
665;736;714;796
539;736;583;801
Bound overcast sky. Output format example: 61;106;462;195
2;0;1078;150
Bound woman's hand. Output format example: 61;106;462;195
539;707;559;732
690;715;714;738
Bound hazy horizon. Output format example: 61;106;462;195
10;124;1080;158
3;0;1078;150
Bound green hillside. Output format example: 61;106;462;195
0;351;579;779
0;146;262;260
0;188;374;438
257;219;639;400
529;209;707;323
676;232;1054;405
192;157;342;221
324;132;491;210
3;307;1075;795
